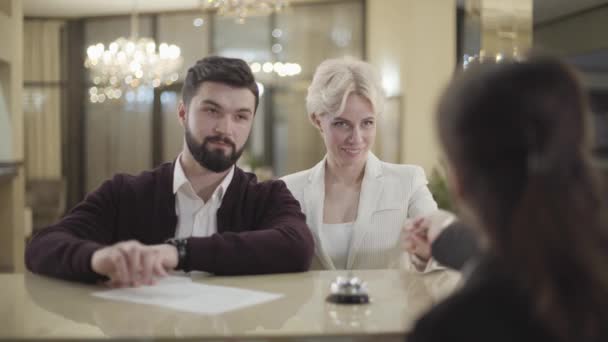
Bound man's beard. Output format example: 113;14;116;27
185;127;244;173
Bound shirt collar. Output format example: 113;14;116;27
215;165;234;201
173;154;190;195
173;154;235;202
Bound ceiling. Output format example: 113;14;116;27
22;0;325;18
21;0;608;23
23;0;608;20
24;0;608;22
24;0;199;17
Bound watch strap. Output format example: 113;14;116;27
165;238;189;271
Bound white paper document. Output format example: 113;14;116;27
92;276;283;315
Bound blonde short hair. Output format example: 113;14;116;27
306;57;384;123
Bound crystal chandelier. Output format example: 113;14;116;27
201;0;289;23
84;11;182;103
249;61;301;77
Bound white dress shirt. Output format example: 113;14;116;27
173;156;234;239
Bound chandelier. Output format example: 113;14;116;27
84;12;183;103
201;0;289;23
249;61;301;77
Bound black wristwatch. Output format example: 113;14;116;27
165;238;189;271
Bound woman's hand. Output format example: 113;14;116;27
401;210;456;264
402;217;433;262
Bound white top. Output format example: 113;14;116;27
281;152;441;271
319;222;355;270
172;155;235;239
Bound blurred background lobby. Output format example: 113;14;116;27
1;0;607;273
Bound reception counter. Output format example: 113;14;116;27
1;269;461;341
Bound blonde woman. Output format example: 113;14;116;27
282;58;440;271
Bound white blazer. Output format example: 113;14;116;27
281;153;439;271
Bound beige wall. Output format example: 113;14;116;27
0;0;25;272
366;0;456;173
23;20;64;180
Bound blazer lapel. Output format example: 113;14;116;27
303;158;336;270
346;153;384;269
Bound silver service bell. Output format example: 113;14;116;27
326;275;370;304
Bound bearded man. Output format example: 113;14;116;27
25;56;314;286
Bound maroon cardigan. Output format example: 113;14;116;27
25;162;314;283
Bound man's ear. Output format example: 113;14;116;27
178;101;187;128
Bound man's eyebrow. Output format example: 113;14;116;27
236;108;253;114
200;99;222;108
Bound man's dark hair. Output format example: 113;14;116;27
181;56;259;112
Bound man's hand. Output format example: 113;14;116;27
91;240;178;288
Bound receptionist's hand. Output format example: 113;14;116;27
91;240;178;287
